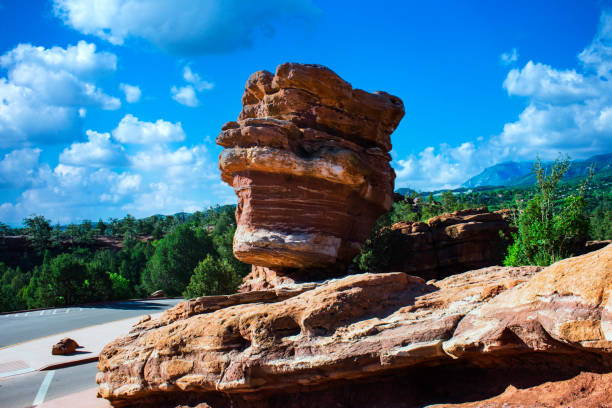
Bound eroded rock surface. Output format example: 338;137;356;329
97;245;612;407
217;63;404;273
240;207;514;292
387;207;514;280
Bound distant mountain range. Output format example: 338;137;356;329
461;153;612;188
395;153;612;196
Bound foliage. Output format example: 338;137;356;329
24;215;53;254
109;272;132;300
355;227;399;273
183;255;244;298
504;157;591;266
141;224;214;296
590;200;612;240
23;251;112;308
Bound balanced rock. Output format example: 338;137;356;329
217;63;404;274
51;337;79;355
96;245;612;407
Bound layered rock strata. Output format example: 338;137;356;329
387;207;514;280
240;207;514;291
97;243;612;407
217;63;404;274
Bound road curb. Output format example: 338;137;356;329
39;355;99;371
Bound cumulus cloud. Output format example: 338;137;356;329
112;114;186;144
395;11;612;191
0;79;81;148
119;83;141;103
0;148;43;189
578;11;612;78
0;164;143;225
171;85;199;107
394;143;490;191
500;48;519;65
0;41;120;148
53;0;319;55
59;130;126;167
503;61;598;104
0;137;220;225
183;66;214;91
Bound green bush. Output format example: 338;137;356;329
183;255;244;299
109;272;132;300
504;157;590;266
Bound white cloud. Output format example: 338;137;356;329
503;61;598;104
52;0;319;55
59;130;126;167
0;148;43;188
130;145;205;171
578;11;612;78
0;41;120;148
395;11;612;191
0;78;81;148
500;48;518;65
171;85;199;107
0;41;116;76
119;83;141;103
0;110;227;224
112;114;186;144
183;66;214;91
394;143;490;191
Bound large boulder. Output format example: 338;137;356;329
217;63;404;276
96;244;612;407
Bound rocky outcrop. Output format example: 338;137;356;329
217;63;404;276
239;207;514;291
387;207;513;280
96;244;612;407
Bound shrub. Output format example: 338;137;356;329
504;156;590;266
183;255;243;299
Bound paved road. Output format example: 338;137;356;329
0;361;99;408
0;299;183;348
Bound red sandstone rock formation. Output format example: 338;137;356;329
239;207;514;291
96;243;612;407
51;337;80;355
388;207;514;280
217;63;404;274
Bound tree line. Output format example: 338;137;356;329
0;206;249;312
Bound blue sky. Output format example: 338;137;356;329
0;0;611;226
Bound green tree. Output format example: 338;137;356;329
24;215;52;254
141;224;214;296
0;263;29;312
590;205;612;240
183;255;243;298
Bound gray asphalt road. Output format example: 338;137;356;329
0;298;183;348
0;361;98;408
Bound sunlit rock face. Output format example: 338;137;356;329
96;245;612;408
217;63;404;271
